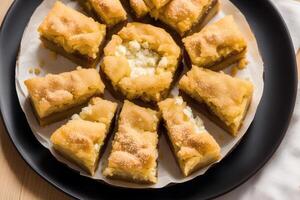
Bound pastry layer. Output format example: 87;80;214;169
183;15;247;70
144;0;170;9
103;100;160;184
101;22;181;102
24;67;105;126
40;37;104;68
158;97;221;176
79;0;127;27
179;66;253;136
130;0;150;18
38;1;106;64
51;97;117;175
152;0;220;36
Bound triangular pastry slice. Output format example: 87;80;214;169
50;97;117;175
183;16;247;71
179;66;253;136
103;100;160;184
158;97;221;176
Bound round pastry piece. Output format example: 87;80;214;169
101;22;181;102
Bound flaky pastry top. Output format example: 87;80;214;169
183;15;247;66
51;119;106;169
130;0;150;18
179;66;253;125
75;97;117;128
38;1;106;58
105;22;180;58
104;101;159;181
158;98;220;169
25;67;105;118
144;0;170;9
88;0;127;26
155;0;213;35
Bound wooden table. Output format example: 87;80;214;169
0;1;299;200
0;1;70;199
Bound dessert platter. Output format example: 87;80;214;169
15;0;265;188
0;0;297;198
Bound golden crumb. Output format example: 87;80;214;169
238;58;248;69
34;68;41;75
230;58;248;76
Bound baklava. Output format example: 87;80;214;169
179;66;253;136
38;1;106;68
158;97;220;176
130;0;150;18
103;100;160;184
101;22;181;102
183;15;247;71
78;0;127;27
151;0;220;36
24;67;105;126
51;97;118;175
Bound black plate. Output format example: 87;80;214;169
0;0;297;199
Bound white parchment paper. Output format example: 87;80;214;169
15;0;264;188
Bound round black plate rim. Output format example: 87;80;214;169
0;0;297;199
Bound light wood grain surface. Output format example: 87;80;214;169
0;1;299;200
0;1;70;199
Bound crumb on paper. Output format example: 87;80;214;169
230;58;249;76
28;67;41;75
238;58;248;69
34;67;41;75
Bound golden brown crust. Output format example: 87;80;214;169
158;97;220;176
101;23;181;102
24;67;105;124
183;16;247;69
87;0;127;27
51;119;106;175
179;66;253;136
153;0;218;36
144;0;170;9
103;101;160;184
50;97;117;175
38;1;106;59
78;97;118;127
130;0;150;18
